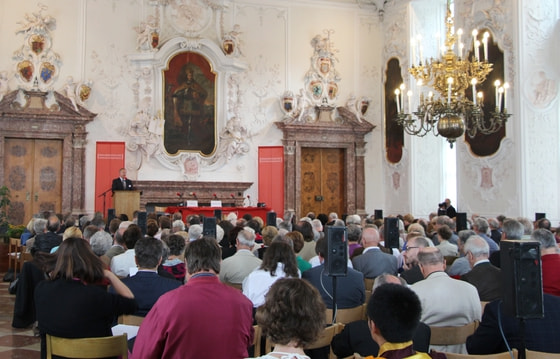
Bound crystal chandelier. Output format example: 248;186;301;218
394;0;511;148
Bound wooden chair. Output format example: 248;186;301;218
429;321;480;346
252;325;262;357
118;314;145;326
46;333;128;359
526;349;560;359
443;349;518;359
17;244;32;272
364;278;374;304
445;255;459;266
265;323;344;358
325;304;366;324
225;282;243;291
8;237;21;273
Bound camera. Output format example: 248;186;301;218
438;202;446;207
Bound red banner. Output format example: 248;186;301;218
258;147;284;216
95;142;125;217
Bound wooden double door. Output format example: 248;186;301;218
3;138;62;225
300;147;345;217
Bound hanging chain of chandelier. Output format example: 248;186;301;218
394;2;511;148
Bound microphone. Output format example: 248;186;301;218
213;193;218;199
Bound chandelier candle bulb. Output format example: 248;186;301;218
395;89;401;113
475;40;481;62
472;29;478;52
494;80;501;108
477;92;483;103
400;84;405;112
498;86;504;112
407;90;412;112
457;29;463;56
503;82;509;111
483;32;490;62
459;43;464;59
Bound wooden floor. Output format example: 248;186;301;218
0;274;41;358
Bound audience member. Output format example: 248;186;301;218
331;274;431;358
288;231;312;273
467;295;560;354
531;228;560;296
220;227;262;284
110;224;142;277
35;238;136;358
293;221;316;261
256;225;277;259
446;230;476;277
352;227;398;279
410;248;481;353
110;238;180;316
400;236;430;284
25;218;47;252
488;218;502;244
435;225;458;257
132;237;253;358
32;215;62;255
472;217;499;254
250;278;326;359
302;237;365;309
188;223;203;242
517;217;534;239
460;235;502;301
161;233;186;282
89;230;112;257
347;224;363;258
243;241;300;308
490;219;524;267
363;283;445;359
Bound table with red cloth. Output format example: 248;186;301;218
165;206;273;222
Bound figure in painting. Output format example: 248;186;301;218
172;66;208;146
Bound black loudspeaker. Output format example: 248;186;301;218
383;217;399;249
456;212;467;231
374;210;383;220
535;212;546;221
326;226;348;277
266;212;277;227
203;217;217;238
500;240;544;319
214;209;222;220
137;212;147;236
107;209;116;224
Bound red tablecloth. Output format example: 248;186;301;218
165;206;273;222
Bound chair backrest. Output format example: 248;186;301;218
429;320;480;346
46;333;128;359
480;301;489;314
225;282;243;290
8;237;21;271
252;325;262;357
118;314;144;326
526;349;560;359
265;323;344;354
325;304;367;324
444;349;517;359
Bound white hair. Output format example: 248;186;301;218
188;224;203;241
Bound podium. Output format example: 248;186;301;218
113;191;141;220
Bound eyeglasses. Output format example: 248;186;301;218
404;246;419;251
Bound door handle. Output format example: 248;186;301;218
26;192;30;201
34;193;38;202
314;195;324;201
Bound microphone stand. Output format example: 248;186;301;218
97;187;112;218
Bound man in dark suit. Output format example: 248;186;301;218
460;235;502;301
400;235;430;284
352;227;398;279
302;237;365;309
331;274;431;358
32;215;62;254
111;167;134;192
110;237;181;316
467;294;560;354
